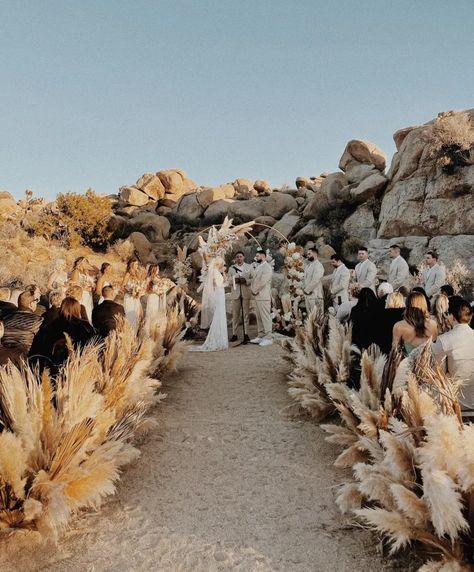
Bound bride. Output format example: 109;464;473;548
190;256;228;352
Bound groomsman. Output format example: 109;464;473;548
422;251;446;299
388;244;410;290
354;247;377;292
330;254;350;309
303;247;324;314
249;249;273;347
228;251;251;343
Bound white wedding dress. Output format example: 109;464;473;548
191;266;228;352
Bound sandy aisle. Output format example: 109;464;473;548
1;342;386;571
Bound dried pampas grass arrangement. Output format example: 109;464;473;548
0;303;189;540
284;311;474;569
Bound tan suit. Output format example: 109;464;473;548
422;263;446;298
249;261;273;339
388;255;410;290
303;259;324;313
330;264;350;308
355;259;377;291
228;262;252;336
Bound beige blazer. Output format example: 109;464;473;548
355;259;377;291
330;264;350;304
249;261;273;301
303;260;325;299
388;255;410;290
228;263;252;300
422;264;446;298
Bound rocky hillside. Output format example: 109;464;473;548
108;109;473;279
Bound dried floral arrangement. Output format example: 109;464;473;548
0;303;190;540
272;242;305;333
284;309;474;570
173;245;193;290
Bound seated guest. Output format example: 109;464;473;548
433;297;474;419
336;286;360;324
2;291;43;355
349;287;380;350
0;319;24;367
65;285;90;322
393;291;438;356
29;297;96;370
377;281;394;308
41;290;65;328
0;288;16;318
412;286;431;313
375;292;406;355
432;293;451;334
397;286;410;300
92;286;125;338
440;284;455;298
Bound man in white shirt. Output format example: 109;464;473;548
248;250;273;347
228;251;252;344
388;244;410;290
330;254;350;310
303;247;325;315
354;247;377;292
433;297;474;418
422;251;446;299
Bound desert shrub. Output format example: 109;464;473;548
314;200;357;255
341;237;364;261
26;190;113;249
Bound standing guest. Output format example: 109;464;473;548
354;247;377;292
433;297;474;418
330;254;350;310
70;257;97;322
47;258;69;296
228;251;252;343
1;290;43;355
303;247;325;315
66;285;90;322
349;287;380;350
144;264;173;336
249;249;273;347
388;244;410;290
392;291;438;356
122;260;145;331
95;262;113;304
432;293;451;334
422;251;446;299
92;286;125;338
0;288;16;318
375;292;406;355
440;284;455;298
41;290;65;328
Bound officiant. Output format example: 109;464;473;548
228;251;251;343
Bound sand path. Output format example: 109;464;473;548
1;342;386;571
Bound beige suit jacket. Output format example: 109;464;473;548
249;261;273;301
228;263;252;300
330;264;350;304
422;264;446;298
388;256;410;290
355;259;377;291
303;260;324;299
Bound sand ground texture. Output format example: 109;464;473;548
0;342;389;572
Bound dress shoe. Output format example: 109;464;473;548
230;335;238;342
250;337;262;344
243;335;250;344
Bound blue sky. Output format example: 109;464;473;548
1;0;473;200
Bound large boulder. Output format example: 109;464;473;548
321;172;350;205
263;193;297;219
0;192;19;219
202;199;235;224
342;204;377;244
220;183;235;199
345;164;380;184
350;172;388;203
427;234;474;274
233;178;254;194
175;193;206;221
157;169;197;198
339;140;386;172
232;198;266;222
253;216;276;232
302;187;330;219
119;186;150;207
128;231;156;263
129;213;171;241
293;220;327;245
198;187;227;209
269;211;301;239
254;179;271;195
135;173;165;200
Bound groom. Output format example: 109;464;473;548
228;251;251;343
249;249;273;347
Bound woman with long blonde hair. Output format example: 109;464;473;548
70;257;98;322
121;259;145;330
393;291;438;355
144;264;174;337
431;293;451;334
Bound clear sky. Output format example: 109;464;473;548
1;0;473;200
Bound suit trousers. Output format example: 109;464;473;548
305;296;323;315
231;297;250;335
254;299;272;339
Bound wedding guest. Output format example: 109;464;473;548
1;290;43;355
0;288;16;318
95;262;113;304
41;289;65;328
249;249;273;347
431;293;451;334
392;291;438;356
70;257;97;322
65;285;90;322
92;286;125;338
0;320;23;367
144;264;174;337
377;281;394;308
388;244;410;290
303;247;325;315
330;254;350;310
354;247;377;292
412;286;431;313
47;258;68;296
422;251;446;299
336;286;360;324
228;251;252;343
122;259;145;331
433;297;474;418
29;297;96;370
375;292;406;355
440;284;455;298
349;288;380;350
